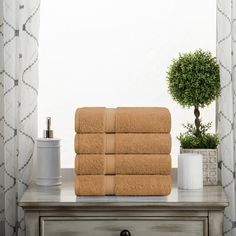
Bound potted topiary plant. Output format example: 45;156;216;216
167;49;220;185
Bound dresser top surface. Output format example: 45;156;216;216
19;180;228;208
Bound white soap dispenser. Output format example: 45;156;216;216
36;117;61;186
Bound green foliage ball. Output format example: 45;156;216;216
167;50;220;108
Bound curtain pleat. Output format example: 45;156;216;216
0;1;40;235
217;0;236;235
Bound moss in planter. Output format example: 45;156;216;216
178;122;219;149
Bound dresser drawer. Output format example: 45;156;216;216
40;216;208;236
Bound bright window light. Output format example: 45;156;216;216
38;0;216;168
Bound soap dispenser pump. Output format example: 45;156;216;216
36;117;61;186
44;117;54;138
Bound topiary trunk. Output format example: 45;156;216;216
194;106;200;136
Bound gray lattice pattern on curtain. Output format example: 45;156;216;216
0;1;40;236
217;0;236;235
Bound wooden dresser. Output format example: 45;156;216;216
19;180;228;236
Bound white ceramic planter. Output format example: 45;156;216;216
36;138;61;186
178;153;203;190
180;148;218;186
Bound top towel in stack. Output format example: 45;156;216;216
75;107;171;133
74;107;172;196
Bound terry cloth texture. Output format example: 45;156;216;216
74;107;172;197
75;107;171;133
74;133;171;154
75;175;172;196
74;154;171;175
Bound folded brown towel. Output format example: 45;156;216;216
75;175;172;196
74;154;171;175
116;107;171;133
75;107;171;133
75;107;106;133
74;133;171;154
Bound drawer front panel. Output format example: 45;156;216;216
40;216;208;236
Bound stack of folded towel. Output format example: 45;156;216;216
74;107;172;196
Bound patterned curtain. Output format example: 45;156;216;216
0;0;40;235
217;0;236;235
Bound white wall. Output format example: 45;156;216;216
38;0;216;168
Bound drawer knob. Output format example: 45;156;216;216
120;229;131;236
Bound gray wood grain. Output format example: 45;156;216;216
209;211;224;236
19;181;228;208
41;216;207;236
25;212;39;236
19;180;228;236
